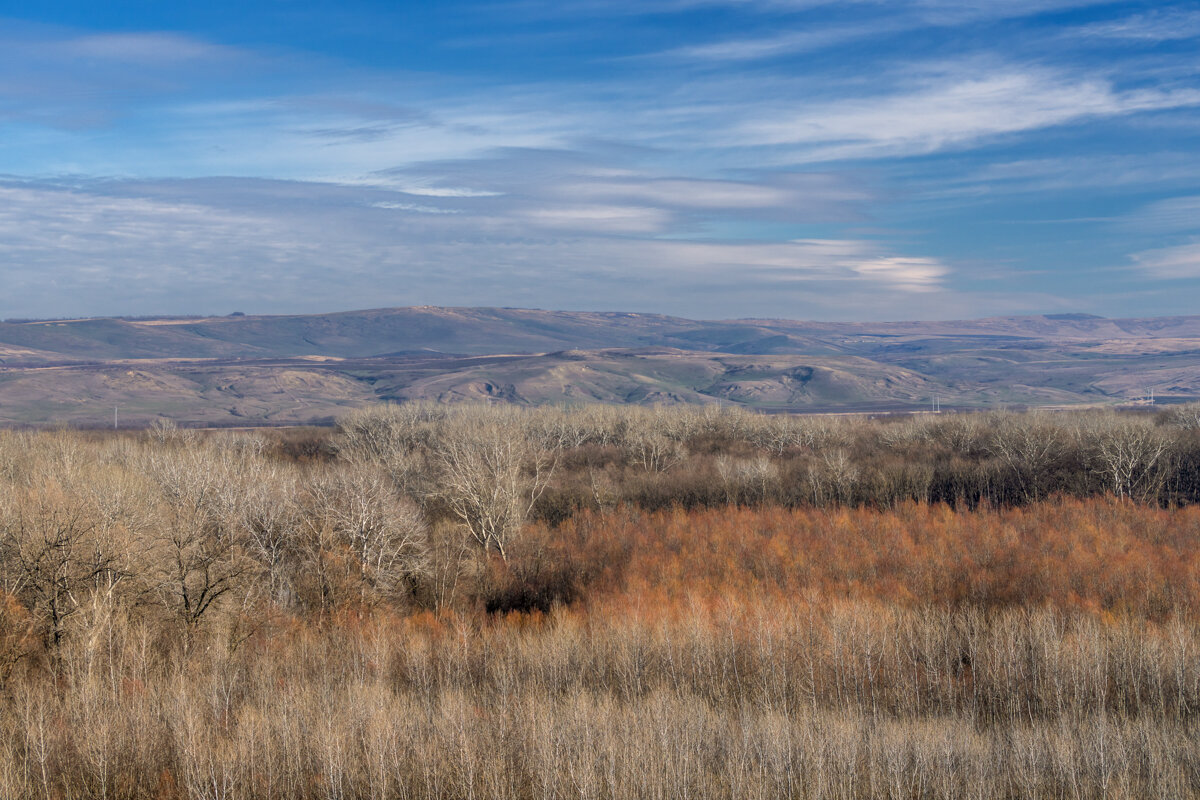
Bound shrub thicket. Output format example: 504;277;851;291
0;404;1197;797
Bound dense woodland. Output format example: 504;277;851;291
2;404;1200;798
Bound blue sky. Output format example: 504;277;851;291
1;0;1198;321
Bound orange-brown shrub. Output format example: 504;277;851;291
524;498;1200;619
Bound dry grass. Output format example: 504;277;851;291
4;598;1200;799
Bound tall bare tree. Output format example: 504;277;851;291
306;466;429;604
1091;419;1172;501
987;412;1064;502
429;410;556;561
0;485;123;651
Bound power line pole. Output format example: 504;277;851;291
114;405;118;430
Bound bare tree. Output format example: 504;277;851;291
525;406;595;452
239;472;302;606
750;416;810;456
809;449;858;505
429;410;556;561
622;428;687;474
307;466;429;604
145;417;198;447
0;589;36;688
143;444;253;640
335;403;440;494
987;413;1064;501
1091;419;1172;501
1161;403;1200;431
716;455;778;505
0;486;122;651
155;511;252;640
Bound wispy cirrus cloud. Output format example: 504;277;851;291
2;0;1199;321
898;0;1116;25
1131;242;1200;280
924;154;1200;198
0;28;264;130
375;148;874;227
1121;196;1200;233
0;175;955;319
655;20;903;62
567;177;795;208
512;0;1111;21
1120;196;1200;284
521;204;675;234
734;68;1200;160
649;0;1119;64
1075;9;1200;42
36;32;236;63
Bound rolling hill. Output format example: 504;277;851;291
0;307;1196;426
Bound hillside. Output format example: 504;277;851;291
0;307;1197;425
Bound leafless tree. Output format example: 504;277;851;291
429;410;557;561
0;589;36;688
1091;418;1172;501
809;449;858;505
155;512;252;640
239;472;303;605
145;417;198;447
143;444;254;639
307;466;429;603
987;412;1064;501
1161;403;1200;431
716;455;778;505
0;486;123;650
335;403;441;494
749;416;810;456
622;428;687;474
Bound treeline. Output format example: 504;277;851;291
0;406;1199;797
337;402;1200;521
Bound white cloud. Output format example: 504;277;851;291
0;184;307;316
389;186;504;197
0;29;261;131
372;201;461;214
630;238;950;291
42;32;234;63
903;0;1115;24
1122;196;1200;233
522;204;674;234
564;178;795;209
655;1;1123;64
0;179;954;320
735;69;1200;160
659;21;901;62
921;153;1200;200
851;257;947;291
523;0;1110;21
1076;9;1200;42
1131;242;1200;280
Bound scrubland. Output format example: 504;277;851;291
3;403;1200;798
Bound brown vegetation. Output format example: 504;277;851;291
2;404;1200;797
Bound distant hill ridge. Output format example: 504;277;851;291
1;306;1199;426
3;306;1200;365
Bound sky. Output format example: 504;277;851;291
1;0;1198;321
